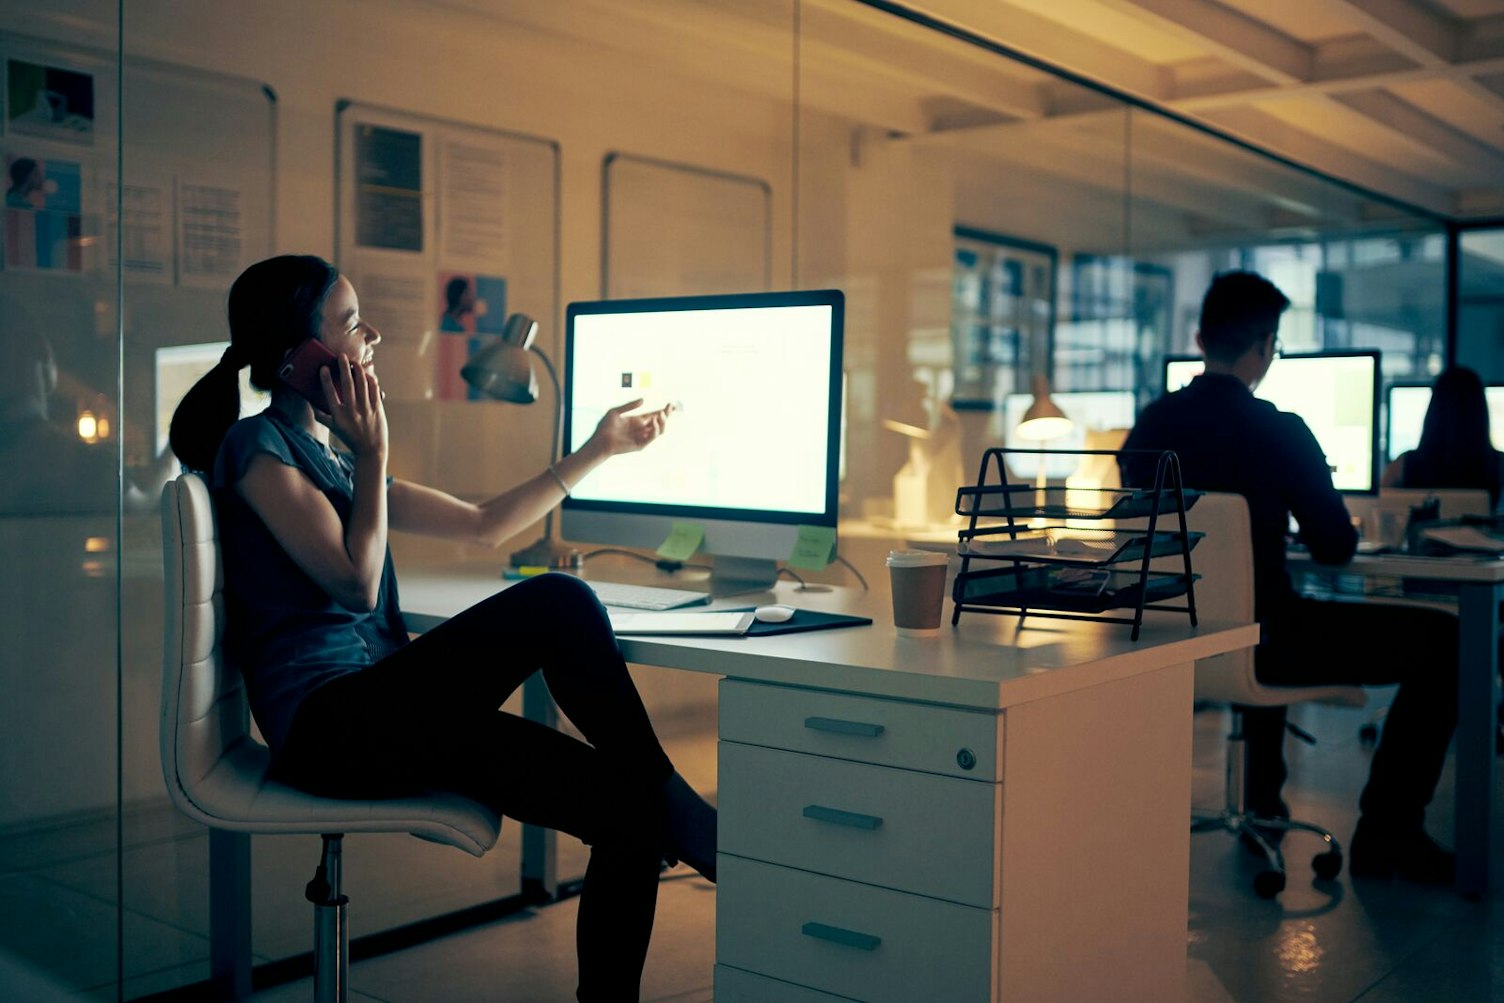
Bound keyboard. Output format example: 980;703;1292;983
587;580;712;611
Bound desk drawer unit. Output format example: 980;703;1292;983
719;678;1001;780
717;855;996;1003
719;742;999;907
714;966;851;1002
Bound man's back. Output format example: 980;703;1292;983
1121;372;1356;621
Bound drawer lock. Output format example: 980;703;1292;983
956;748;977;770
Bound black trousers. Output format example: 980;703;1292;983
1246;596;1459;834
277;573;676;1003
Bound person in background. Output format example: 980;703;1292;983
1381;364;1504;753
1381;365;1504;509
169;254;707;1002
1121;270;1460;884
0;298;174;515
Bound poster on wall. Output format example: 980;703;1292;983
106;180;170;282
3;153;82;272
356;124;423;252
346;265;433;401
440;139;509;267
434;270;506;401
176;178;244;288
6;58;94;145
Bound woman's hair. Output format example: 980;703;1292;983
169;254;340;472
1406;366;1500;505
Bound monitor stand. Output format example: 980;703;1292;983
709;556;780;598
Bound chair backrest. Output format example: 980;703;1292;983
160;472;257;818
1378;487;1491;520
1162;491;1365;708
1159;492;1257;704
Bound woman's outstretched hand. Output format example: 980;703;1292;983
318;356;388;460
590;398;674;456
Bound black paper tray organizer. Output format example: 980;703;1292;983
950;447;1201;640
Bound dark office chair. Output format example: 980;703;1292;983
161;472;502;1001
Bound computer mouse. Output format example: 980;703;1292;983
753;604;796;623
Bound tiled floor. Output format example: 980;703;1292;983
1;698;1499;1001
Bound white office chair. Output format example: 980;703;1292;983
1176;492;1366;898
162;472;501;1001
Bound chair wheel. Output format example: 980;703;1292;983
1312;850;1343;881
1359;723;1380;746
1253;869;1286;898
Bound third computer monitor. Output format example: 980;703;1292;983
1164;351;1380;492
1385;383;1504;462
561;289;843;591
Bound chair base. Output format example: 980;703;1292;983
1193;808;1344;897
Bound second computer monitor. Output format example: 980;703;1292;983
561;289;843;592
1164;351;1380;492
1386;383;1504;462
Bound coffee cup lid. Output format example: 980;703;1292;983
886;549;950;568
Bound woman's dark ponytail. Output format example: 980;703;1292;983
168;349;243;473
167;254;339;473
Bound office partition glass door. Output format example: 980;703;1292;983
0;9;124;999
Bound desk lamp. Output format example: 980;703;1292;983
461;312;582;569
1014;374;1073;503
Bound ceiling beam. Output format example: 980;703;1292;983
1320;0;1460;68
1093;0;1313;84
1329;88;1504;179
1197;104;1454;215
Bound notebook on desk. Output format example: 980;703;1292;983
608;611;754;635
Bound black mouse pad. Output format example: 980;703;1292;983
724;607;873;636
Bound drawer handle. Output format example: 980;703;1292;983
802;921;882;951
804;716;884;738
803;804;883;830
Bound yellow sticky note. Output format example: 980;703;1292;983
787;524;837;570
655;521;705;561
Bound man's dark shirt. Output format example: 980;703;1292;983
1120;372;1357;625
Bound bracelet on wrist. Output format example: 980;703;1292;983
546;464;571;497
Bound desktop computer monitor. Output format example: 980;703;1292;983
1385;383;1504;462
1000;390;1137;480
560;289;844;592
154;342;271;453
1164;351;1380;492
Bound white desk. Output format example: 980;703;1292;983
1288;550;1503;899
403;566;1256;1002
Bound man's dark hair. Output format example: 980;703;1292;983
1198;271;1289;363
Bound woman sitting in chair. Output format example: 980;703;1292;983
169;254;714;1002
1381;365;1504;510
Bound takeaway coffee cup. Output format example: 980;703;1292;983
886;549;950;636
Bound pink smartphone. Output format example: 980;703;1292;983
277;339;340;408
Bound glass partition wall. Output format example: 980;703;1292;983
0;0;1464;998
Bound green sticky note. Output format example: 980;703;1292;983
655;521;705;561
787;524;837;570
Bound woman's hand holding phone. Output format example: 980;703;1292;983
319;355;387;461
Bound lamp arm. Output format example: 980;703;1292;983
532;345;563;543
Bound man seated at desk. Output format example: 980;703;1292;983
1121;270;1459;885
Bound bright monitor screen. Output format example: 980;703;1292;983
1385;383;1504;461
154;342;271;453
1164;352;1379;492
561;290;843;591
1001;390;1137;480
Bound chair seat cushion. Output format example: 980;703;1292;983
169;739;502;856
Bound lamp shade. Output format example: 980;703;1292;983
1015;374;1073;441
461;313;540;403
